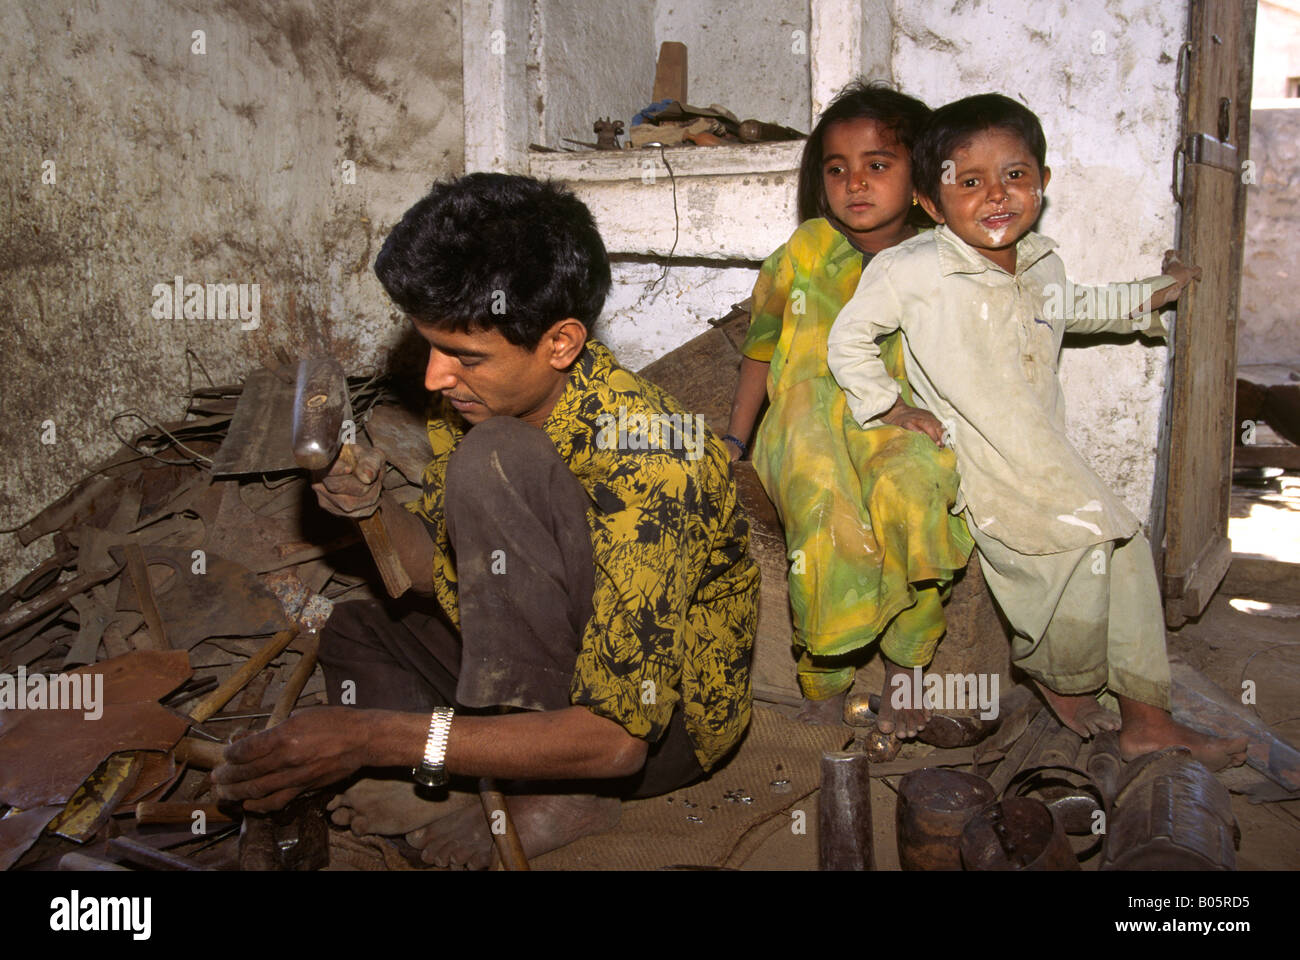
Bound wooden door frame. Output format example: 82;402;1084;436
1151;0;1257;627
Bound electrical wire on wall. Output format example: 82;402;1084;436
647;141;680;291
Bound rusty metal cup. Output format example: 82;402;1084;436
960;796;1079;871
896;768;997;870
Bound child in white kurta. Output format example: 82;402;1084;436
829;222;1174;708
827;93;1245;767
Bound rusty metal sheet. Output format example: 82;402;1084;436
115;546;289;649
0;805;63;870
64;585;117;668
196;481;297;575
365;403;433;483
1170;657;1300;790
0;650;192;808
210;368;300;476
121;749;180;806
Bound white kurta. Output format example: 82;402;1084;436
827;225;1175;557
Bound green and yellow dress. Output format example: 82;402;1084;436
743;218;974;699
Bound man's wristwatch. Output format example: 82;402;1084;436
412;706;454;787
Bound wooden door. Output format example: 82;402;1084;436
1156;0;1256;627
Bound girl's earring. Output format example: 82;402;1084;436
912;197;919;206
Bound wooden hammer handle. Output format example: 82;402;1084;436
188;629;297;723
338;444;412;599
479;778;530;871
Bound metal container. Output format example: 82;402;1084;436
960;796;1079;871
896;768;996;870
819;751;874;871
1100;747;1238;871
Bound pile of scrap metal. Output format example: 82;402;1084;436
0;357;434;871
821;668;1300;871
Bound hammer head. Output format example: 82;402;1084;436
292;353;350;471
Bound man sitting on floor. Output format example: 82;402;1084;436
213;173;760;868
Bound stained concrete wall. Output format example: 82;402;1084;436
0;1;463;586
1240;104;1300;365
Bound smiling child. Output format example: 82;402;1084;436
827;93;1247;768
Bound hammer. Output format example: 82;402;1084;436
293;353;412;598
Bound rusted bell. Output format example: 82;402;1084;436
960;796;1079;871
896;768;996;870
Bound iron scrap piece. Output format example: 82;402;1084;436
819;752;874;871
364;403;434;484
239;790;329;871
0;650;192;809
593;117;624;150
960;796;1079;871
0;805;63;870
1170;657;1300;791
210;368;301;476
115;546;289;649
1100;747;1239;871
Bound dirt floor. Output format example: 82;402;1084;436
382;469;1297;872
737;471;1300;871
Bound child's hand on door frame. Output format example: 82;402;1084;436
1153;249;1204;309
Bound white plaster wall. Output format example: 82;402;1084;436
1240;104;1300;365
536;0;656;148
1252;0;1300;99
892;0;1186;525
597;262;758;371
653;0;811;131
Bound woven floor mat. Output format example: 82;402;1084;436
531;705;846;870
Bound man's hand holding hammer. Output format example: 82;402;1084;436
306;441;439;597
210;443;440;812
313;444;387;518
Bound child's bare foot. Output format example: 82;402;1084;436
405;792;621;869
326;777;478;837
1116;697;1249;771
796;690;847;726
877;658;932;739
1032;680;1122;737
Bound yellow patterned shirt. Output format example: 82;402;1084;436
406;340;759;770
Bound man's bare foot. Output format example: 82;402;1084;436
326;778;477;837
1032;680;1121;737
877;658;932;738
405;792;622;869
796;690;847;726
1116;696;1249;771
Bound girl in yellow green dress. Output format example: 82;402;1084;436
723;81;973;736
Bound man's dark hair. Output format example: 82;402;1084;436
912;93;1048;207
374;173;611;350
797;80;932;224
